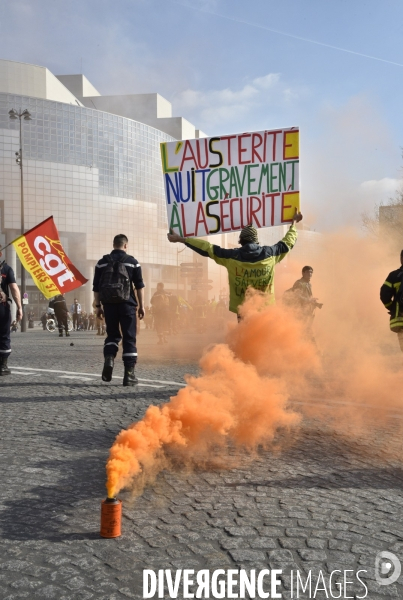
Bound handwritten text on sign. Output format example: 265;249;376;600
161;128;299;237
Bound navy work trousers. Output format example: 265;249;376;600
0;302;12;355
55;309;68;335
103;303;138;367
72;313;79;330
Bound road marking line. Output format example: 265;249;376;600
138;378;186;386
58;375;163;388
11;371;40;376
59;375;94;382
10;366;184;386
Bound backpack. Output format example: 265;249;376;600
282;287;298;307
99;255;131;304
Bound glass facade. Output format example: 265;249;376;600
0;92;197;313
0;93;172;229
0;91;321;316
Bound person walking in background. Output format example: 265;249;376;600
93;234;145;386
93;300;105;335
70;298;81;331
49;294;70;337
289;266;323;343
40;311;47;330
96;312;105;335
151;282;170;344
28;310;35;329
144;306;153;329
0;247;23;375
168;292;179;334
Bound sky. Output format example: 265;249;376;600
1;0;403;231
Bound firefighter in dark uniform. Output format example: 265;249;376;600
0;249;23;375
380;250;403;352
93;234;145;386
49;294;70;337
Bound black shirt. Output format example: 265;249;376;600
1;263;16;300
49;295;68;313
93;250;145;306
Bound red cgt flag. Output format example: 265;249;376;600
12;216;88;299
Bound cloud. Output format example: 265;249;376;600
360;177;400;197
175;72;301;129
252;73;280;89
0;0;194;99
302;95;401;231
357;178;402;223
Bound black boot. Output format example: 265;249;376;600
0;355;11;376
102;356;114;382
123;366;138;387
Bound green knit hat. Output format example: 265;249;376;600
239;224;259;244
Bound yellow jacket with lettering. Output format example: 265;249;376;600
185;225;298;313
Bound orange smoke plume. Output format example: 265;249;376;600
106;294;310;498
106;225;403;498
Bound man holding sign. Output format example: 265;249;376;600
167;210;302;315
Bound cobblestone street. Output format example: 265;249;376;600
0;328;403;599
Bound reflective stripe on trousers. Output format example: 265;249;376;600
103;303;138;367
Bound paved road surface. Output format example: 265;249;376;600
0;329;402;599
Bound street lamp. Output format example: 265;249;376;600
9;108;32;333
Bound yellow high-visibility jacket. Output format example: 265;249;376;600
185;225;298;313
380;267;403;332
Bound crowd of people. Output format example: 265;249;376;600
8;290;230;339
147;286;228;343
0;215;310;379
38;304;106;336
3;210;403;382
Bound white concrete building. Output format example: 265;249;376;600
0;59;205;316
0;58;321;315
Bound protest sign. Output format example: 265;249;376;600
161;127;299;237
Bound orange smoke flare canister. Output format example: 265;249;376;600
100;497;122;538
